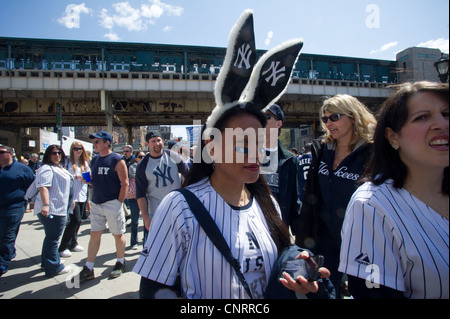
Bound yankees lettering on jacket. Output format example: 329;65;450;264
318;162;360;181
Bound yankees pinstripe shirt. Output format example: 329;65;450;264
133;178;279;299
34;164;73;217
67;161;90;202
339;180;449;299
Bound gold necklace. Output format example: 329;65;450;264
406;184;449;220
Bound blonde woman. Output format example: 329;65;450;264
59;142;90;258
294;94;376;298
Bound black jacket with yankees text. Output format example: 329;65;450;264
294;138;372;253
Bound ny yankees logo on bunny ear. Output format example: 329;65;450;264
215;9;256;108
242;39;303;112
206;9;303;129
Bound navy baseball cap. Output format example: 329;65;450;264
267;104;284;122
145;130;162;141
89;131;112;143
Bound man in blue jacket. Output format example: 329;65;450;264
0;145;35;276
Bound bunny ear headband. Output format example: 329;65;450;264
205;9;303;129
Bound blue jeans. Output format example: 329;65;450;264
0;207;25;269
125;198;140;246
59;201;84;252
37;213;67;276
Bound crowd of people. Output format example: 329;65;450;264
0;81;448;299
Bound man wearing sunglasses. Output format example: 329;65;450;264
261;104;300;232
122;145;136;170
79;131;129;281
0;145;35;276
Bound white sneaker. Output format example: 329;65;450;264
59;249;72;258
71;245;84;252
56;265;71;276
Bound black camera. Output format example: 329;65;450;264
279;255;324;282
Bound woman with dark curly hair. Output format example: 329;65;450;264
339;81;449;299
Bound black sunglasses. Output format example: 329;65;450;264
0;150;10;154
321;113;343;123
51;151;62;155
73;147;83;151
137;155;145;159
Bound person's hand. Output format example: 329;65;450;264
279;251;331;294
81;178;92;186
143;216;151;231
41;205;50;218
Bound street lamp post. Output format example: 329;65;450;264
434;53;449;83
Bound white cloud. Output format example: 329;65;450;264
58;3;91;29
156;0;183;16
104;32;120;41
99;0;183;32
99;8;115;30
141;2;164;19
370;41;398;54
163;26;173;32
417;38;449;53
265;31;274;46
102;2;147;31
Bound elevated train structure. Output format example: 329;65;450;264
0;37;397;132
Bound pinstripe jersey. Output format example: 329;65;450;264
133;178;279;299
67;161;90;202
34;164;73;217
339;180;449;299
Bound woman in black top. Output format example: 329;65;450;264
295;94;376;298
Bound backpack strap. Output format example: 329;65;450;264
176;188;253;299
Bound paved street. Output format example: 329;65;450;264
0;210;143;299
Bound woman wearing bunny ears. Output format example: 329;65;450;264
133;10;330;299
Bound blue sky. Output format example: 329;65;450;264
0;0;448;61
